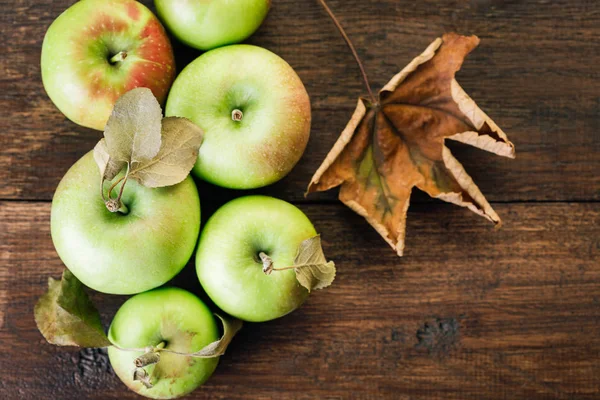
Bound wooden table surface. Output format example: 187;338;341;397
1;0;599;399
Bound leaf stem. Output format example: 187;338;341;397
111;344;153;353
270;265;298;272
316;0;376;104
115;168;130;213
259;251;297;274
107;176;125;198
104;164;130;214
100;177;107;202
111;343;216;358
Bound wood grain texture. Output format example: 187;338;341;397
1;0;600;399
1;0;599;202
1;202;599;399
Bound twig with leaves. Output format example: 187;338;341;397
34;269;243;389
261;235;336;292
93;88;204;214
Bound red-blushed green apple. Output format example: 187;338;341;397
51;151;200;295
108;287;219;399
155;0;270;51
196;195;316;322
41;0;175;131
165;45;311;189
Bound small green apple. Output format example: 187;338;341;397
41;0;175;130
155;0;271;51
165;45;311;189
108;287;219;399
196;195;316;322
51;151;200;295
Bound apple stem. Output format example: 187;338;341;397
116;172;129;210
259;252;273;274
231;109;243;121
134;350;161;368
110;51;128;64
117;203;129;214
133;367;154;389
133;342;165;368
260;252;299;275
104;196;128;214
105;198;123;213
316;0;377;105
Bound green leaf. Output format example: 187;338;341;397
93;139;126;181
190;314;242;358
293;235;336;292
34;269;111;348
104;87;162;164
128;117;204;188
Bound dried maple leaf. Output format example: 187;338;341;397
307;32;515;256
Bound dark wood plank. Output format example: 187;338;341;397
1;0;599;202
1;201;598;399
2;1;599;399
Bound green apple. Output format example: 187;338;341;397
196;195;316;322
155;0;271;51
165;45;311;189
51;151;200;295
108;287;219;399
41;0;176;131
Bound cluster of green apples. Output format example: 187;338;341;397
42;0;318;398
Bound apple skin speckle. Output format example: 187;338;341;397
126;0;141;20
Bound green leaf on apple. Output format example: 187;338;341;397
104;87;162;164
263;235;336;292
293;235;336;291
127;117;204;188
187;313;243;358
35;268;242;364
34;269;112;348
93;138;126;181
93;87;204;212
